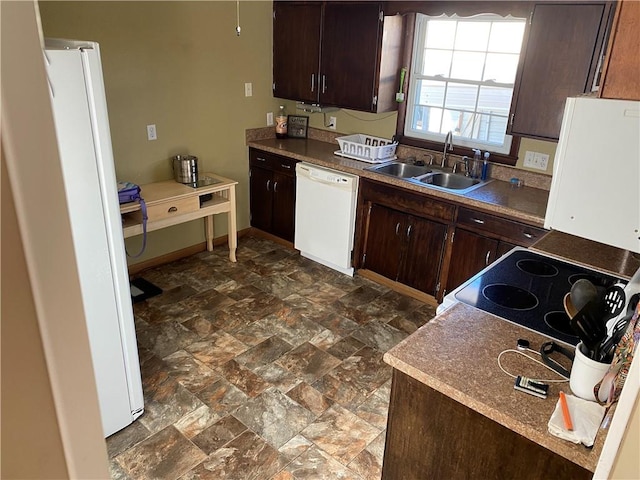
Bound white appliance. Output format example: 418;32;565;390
44;38;144;437
545;96;640;253
295;163;359;276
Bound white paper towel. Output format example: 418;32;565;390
548;393;606;447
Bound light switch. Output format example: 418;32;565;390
146;124;157;141
244;82;252;97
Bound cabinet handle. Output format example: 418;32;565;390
395;222;400;235
311;73;315;93
472;218;485;224
273;181;278;192
281;163;291;169
168;206;178;213
256;157;267;162
266;179;271;191
322;75;326;93
523;232;533;239
485;251;491;265
406;225;412;237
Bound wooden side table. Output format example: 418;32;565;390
120;173;238;262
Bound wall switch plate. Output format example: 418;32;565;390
244;82;253;97
146;124;157;141
523;151;549;170
329;116;337;130
267;112;274;126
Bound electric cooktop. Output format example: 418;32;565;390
451;248;626;346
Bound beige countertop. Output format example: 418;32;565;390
383;301;606;472
247;137;549;227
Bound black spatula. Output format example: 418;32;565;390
570;300;607;359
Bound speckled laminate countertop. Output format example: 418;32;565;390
383;301;606;472
247;137;549;227
532;230;640;280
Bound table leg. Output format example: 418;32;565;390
205;215;214;252
228;185;237;262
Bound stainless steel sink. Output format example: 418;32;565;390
365;161;490;194
367;162;432;178
414;172;481;190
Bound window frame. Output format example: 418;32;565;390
405;13;525;155
393;5;533;166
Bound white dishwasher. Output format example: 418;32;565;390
295;162;359;276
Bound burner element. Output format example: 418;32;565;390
568;273;611;288
516;259;559;277
482;284;538;310
544;311;578;337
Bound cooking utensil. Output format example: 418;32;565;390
570;278;599;313
598;292;640;362
602;284;626;320
570;300;607;359
563;293;578;319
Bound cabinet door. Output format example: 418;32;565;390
400;215;448;295
273;2;322;102
445;229;498;295
599;0;640;100
362;204;405;281
271;172;296;242
320;2;382;111
509;3;609;140
249;167;273;233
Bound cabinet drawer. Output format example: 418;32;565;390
457;207;546;246
249;149;297;175
272;156;297;175
361;179;456;223
148;196;199;221
250;149;275;169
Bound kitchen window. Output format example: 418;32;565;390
404;13;526;156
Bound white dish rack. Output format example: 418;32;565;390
335;134;398;163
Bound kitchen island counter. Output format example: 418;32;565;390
246;137;549;227
383;301;605;474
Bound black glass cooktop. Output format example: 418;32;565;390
453;248;626;346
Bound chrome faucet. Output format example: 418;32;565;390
442;131;453;168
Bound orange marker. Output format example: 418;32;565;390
559;391;573;431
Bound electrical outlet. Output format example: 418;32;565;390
329;116;337;130
267;112;274;126
523;151;549;171
244;82;253;97
146;124;157;141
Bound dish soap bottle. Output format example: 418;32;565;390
275;105;288;139
471;149;482;179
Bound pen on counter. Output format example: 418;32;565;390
559;391;573;431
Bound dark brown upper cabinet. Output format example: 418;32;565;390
508;3;613;141
273;1;404;113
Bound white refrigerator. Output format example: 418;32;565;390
44;38;144;437
545;96;640;254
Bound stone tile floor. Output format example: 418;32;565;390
108;235;437;479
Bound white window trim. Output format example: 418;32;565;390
404;13;526;155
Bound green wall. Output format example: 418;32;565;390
39;1;279;264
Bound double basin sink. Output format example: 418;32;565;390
365;161;490;194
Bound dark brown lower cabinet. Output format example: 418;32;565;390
249;148;297;242
361;203;448;296
445;228;499;296
442;207;546;295
382;370;591;480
